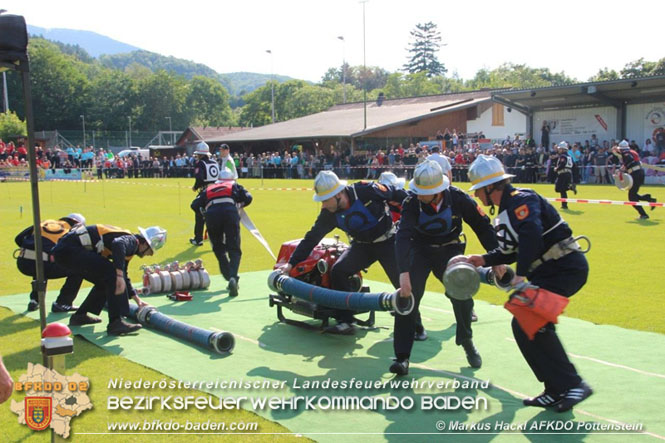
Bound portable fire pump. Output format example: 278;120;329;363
268;236;376;329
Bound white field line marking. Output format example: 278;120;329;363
414;362;665;440
420;305;453;314
505;337;665;379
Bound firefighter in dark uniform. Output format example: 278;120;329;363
460;155;592;413
390;161;500;375
190;141;221;246
191;170;252;297
554;141;575;209
379;171;429;340
14;213;85;313
279;170;407;335
378;171;406;224
51;224;166;335
612;139;657;220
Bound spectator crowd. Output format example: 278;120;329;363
2;130;665;185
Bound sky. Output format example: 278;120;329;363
3;0;664;83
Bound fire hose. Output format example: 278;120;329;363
267;270;414;315
127;304;235;354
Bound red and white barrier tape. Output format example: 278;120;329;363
546;198;663;208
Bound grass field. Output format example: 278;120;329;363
1;177;663;441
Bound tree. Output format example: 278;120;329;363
0;111;27;141
240;81;339;127
589;67;620;82
186;76;235;127
87;69;135;130
27;39;91;130
620;58;665;78
127;70;188;131
382;72;449;99
283;85;335;120
403;22;446;77
464;63;576;90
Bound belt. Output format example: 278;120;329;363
73;226;104;253
557;169;571;174
627;165;641;173
205;197;235;210
427;232;467;248
529;236;589;272
17;248;50;261
354;225;396;244
427;238;462;248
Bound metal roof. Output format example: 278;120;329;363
492;75;665;112
208;91;494;143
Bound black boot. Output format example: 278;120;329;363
389;359;409;376
555;381;593;412
461;339;482;368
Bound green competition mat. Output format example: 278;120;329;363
2;270;664;442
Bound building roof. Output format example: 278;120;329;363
208;90;495;143
191;126;248;139
175;126;248;146
492;75;665;112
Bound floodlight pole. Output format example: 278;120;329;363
337;36;346;104
80;114;86;147
128;116;132;147
266;50;275;124
2;72;7;112
166;116;172;144
360;0;368;131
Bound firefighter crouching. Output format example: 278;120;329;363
14;213;86;313
51;224;166;335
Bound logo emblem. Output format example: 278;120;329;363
25;397;52;431
514;204;529;220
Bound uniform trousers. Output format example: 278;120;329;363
51;240;130;322
191;204;206;242
515;252;588;394
555;171;572;208
627;169;653;217
17;257;82;305
329;236;400;323
393;242;472;361
205;206;242;281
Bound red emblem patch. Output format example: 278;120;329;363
514;204;529;220
25;397;52;431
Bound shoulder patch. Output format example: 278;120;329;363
514;204;529;220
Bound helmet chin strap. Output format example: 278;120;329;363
484;186;495;216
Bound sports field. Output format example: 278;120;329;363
1;177;664;441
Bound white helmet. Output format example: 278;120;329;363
61;213;86;226
194;141;211;155
217;168;235;181
313;170;347;202
409;160;450;195
138;226;167;252
618;140;630;150
557;141;569;150
378;171;405;189
468;155;515;191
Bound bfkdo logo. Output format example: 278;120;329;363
11;363;93;438
25;397;52;431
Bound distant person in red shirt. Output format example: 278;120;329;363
17;144;28;161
